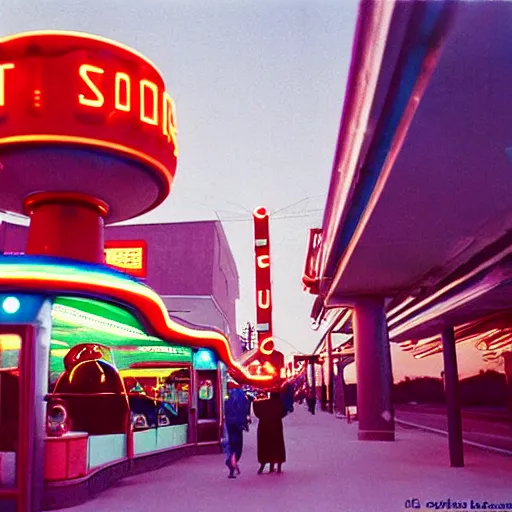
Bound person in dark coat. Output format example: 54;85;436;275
280;382;294;415
306;388;316;415
224;384;249;478
253;391;286;474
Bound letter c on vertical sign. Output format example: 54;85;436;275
0;63;15;107
257;255;270;269
259;337;274;356
257;290;271;309
78;64;105;108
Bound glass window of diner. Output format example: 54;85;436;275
47;296;193;463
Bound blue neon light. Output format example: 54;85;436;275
0;294;46;323
194;348;217;370
2;296;20;314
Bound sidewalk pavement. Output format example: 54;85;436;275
56;406;512;512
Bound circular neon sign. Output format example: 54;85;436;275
0;31;178;222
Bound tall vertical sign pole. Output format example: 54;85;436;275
253;206;275;357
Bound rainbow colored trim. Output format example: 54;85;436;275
0;255;277;387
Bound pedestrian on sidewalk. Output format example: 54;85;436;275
224;380;249;479
253;390;287;474
306;388;316;415
281;382;294;415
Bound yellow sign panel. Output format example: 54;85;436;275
105;247;143;270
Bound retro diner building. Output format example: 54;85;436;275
0;30;279;512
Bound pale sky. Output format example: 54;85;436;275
0;0;496;382
1;0;356;356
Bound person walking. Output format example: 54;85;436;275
306;388;316;415
253;390;286;474
224;381;249;478
280;382;294;415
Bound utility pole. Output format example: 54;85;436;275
240;321;256;352
247;322;254;350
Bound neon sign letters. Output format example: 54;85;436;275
253;206;274;355
0;63;15;107
0;61;177;149
0;31;178;190
77;64;177;150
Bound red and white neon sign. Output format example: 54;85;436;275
253;206;274;356
0;31;177;197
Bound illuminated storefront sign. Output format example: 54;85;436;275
104;240;147;278
302;228;322;294
253;206;274;355
0;31;178;190
138;346;190;356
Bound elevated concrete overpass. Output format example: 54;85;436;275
302;0;512;465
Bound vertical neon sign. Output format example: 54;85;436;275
253;206;274;356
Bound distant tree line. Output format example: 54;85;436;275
392;370;507;407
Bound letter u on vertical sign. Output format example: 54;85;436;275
257;289;271;309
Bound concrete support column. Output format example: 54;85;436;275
309;358;317;414
310;359;316;398
326;333;334;413
335;356;355;415
320;361;327;411
353;297;395;441
503;351;512;413
441;326;464;467
333;358;349;415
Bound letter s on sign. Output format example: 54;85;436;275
78;64;105;108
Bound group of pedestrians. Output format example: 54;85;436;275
223;381;289;479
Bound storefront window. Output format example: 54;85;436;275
47;296;193;437
197;371;218;420
0;334;21;488
121;367;190;429
199;379;214;400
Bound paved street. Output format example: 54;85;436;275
396;406;512;452
55;406;512;512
